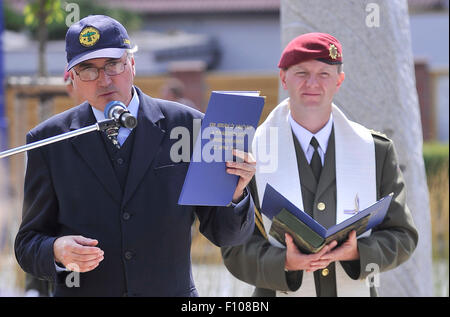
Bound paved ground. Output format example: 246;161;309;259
1;259;447;296
192;263;254;297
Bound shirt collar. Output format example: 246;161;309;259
91;86;139;124
289;112;333;154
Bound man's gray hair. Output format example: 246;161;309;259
126;45;138;59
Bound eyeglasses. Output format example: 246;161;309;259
73;59;128;81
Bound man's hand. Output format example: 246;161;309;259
53;235;104;273
226;149;256;203
284;233;338;272
309;230;360;270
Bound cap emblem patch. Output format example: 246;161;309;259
329;44;340;60
79;27;100;47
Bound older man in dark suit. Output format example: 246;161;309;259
14;15;255;297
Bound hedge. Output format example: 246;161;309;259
423;142;449;178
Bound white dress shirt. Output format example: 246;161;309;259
288;113;333;166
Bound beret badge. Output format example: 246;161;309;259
329;44;341;60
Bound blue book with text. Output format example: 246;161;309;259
178;91;265;206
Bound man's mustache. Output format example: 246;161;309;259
97;86;117;96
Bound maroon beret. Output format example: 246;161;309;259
278;32;343;69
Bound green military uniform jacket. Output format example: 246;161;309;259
221;129;418;297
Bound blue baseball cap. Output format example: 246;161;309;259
66;15;132;70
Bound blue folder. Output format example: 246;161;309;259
178;91;265;206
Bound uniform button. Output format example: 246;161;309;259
321;268;329;277
124;251;133;260
117;158;124;165
317;202;326;211
122;212;131;220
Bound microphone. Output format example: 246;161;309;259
104;101;138;129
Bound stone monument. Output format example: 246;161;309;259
280;0;433;296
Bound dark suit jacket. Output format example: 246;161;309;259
14;87;254;297
221;130;418;297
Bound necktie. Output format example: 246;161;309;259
105;125;121;149
310;137;322;181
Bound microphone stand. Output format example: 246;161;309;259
0;119;119;159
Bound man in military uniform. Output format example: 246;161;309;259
221;33;418;297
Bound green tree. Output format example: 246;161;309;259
3;2;25;32
4;1;143;41
24;0;64;76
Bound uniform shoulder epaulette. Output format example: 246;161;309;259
369;129;391;141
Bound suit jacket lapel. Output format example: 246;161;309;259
122;89;166;206
69;103;122;204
